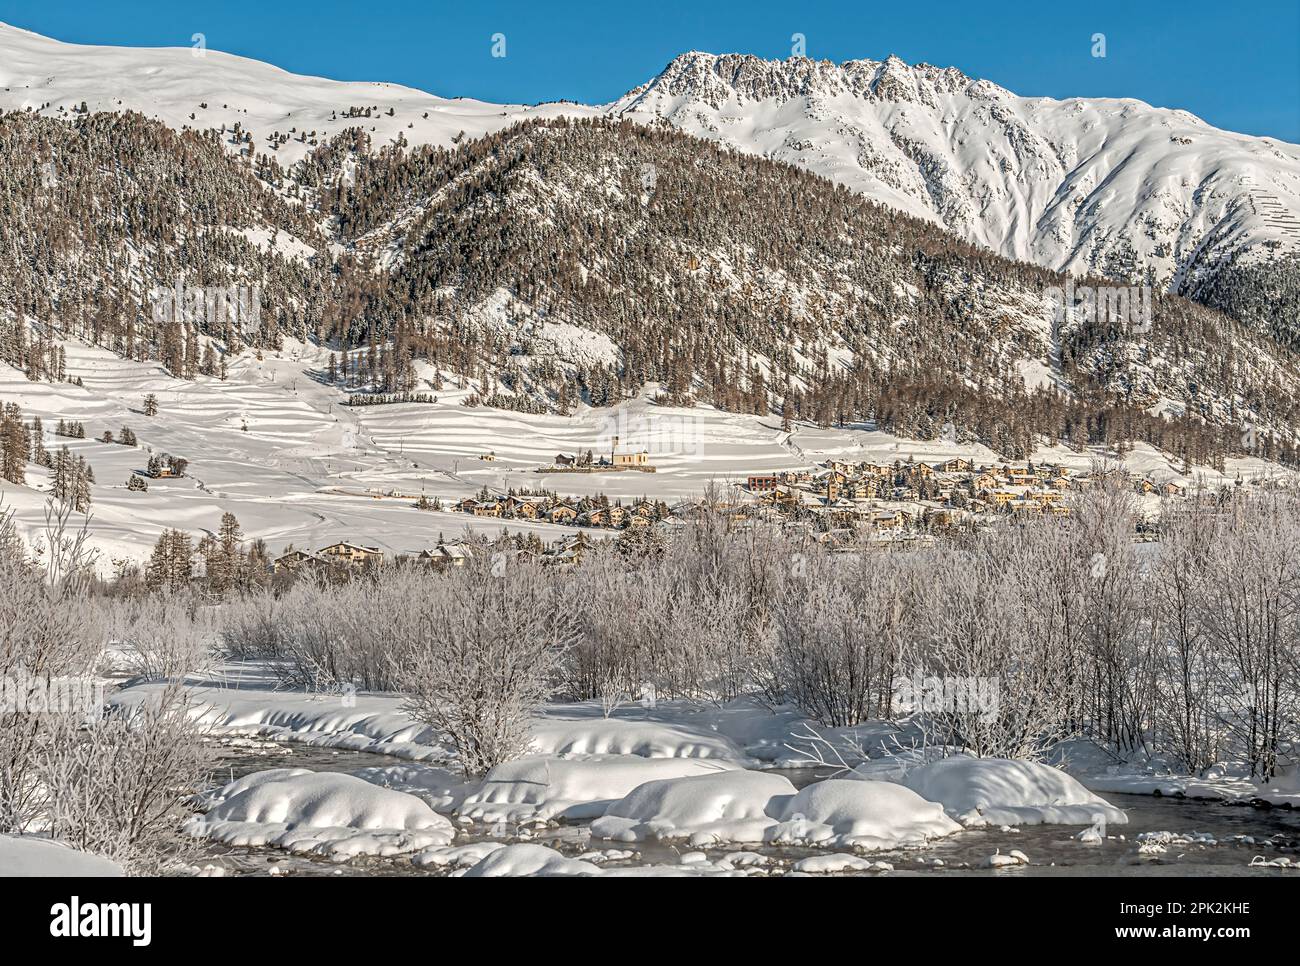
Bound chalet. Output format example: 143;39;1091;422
607;505;629;526
1162;481;1185;497
478;452;497;462
272;549;322;573
419;544;475;568
872;511;905;532
318;542;384;567
1134;478;1157;495
554;454;575;467
630;500;658;519
747;474;781;492
513;499;543;520
548;504;579;525
472;502;501;517
940;458;972;473
849;479;879;500
455;497;479;514
579;507;610;527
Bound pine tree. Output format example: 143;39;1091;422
0;403;29;484
146;529;193;590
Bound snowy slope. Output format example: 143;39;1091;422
613;53;1300;292
0;22;596;168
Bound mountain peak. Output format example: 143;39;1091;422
617;49;991;111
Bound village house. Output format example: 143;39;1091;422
419;543;475;568
272;549;322;573
548;504;579;525
318;542;384;567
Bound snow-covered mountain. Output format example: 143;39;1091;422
4;19;1300;466
0;22;594;167
3;22;1297;304
612;52;1300;297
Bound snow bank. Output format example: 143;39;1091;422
591;770;796;845
353;764;471;812
530;718;747;761
898;758;1128;827
792;853;894;874
459;755;743;822
188;768;455;860
770;779;961;849
0;836;122;876
460;843;601;877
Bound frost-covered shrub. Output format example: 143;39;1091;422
108;591;216;681
0;503;105;833
38;685;210;873
397;558;577;777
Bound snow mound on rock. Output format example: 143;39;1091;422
459;755;742;822
461;843;601;877
187;768;455;860
771;779;962;849
591;769;796;845
793;853;894;874
0;835;122;876
898;758;1128;827
530;718;747;761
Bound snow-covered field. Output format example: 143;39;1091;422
0;340;1280;567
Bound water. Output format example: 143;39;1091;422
184;745;1300;877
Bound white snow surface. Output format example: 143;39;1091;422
771;779;961;849
591;770;797;845
0;835;123;876
0;22;596;169
895;757;1129;827
459;755;744;822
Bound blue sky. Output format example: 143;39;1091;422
3;0;1298;141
